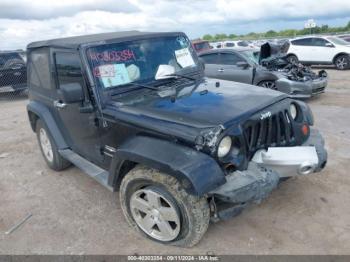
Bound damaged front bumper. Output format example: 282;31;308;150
252;129;327;177
275;77;327;99
210;128;327;219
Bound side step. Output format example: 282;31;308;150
59;149;114;192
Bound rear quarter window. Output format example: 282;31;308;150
28;48;51;89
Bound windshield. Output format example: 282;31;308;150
327;37;350;46
240;50;259;64
86;35;198;92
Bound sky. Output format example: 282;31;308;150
0;0;350;50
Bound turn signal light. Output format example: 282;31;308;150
302;124;309;136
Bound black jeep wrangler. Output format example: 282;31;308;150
0;50;27;94
27;31;327;247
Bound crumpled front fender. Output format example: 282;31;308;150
109;136;226;196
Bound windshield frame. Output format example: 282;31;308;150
82;33;202;101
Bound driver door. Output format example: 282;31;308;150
52;50;103;165
215;52;253;84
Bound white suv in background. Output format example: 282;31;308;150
287;36;350;70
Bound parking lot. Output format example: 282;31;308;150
0;68;349;255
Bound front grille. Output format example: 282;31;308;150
244;110;295;154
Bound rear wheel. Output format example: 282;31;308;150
35;119;71;171
258;80;276;90
334;54;350;70
120;165;210;247
287;55;298;64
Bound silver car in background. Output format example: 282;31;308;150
198;43;328;98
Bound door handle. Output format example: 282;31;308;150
54;100;67;109
218;68;224;72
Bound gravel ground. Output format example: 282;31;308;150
0;69;349;255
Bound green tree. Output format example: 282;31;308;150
346;21;350;30
228;34;237;39
265;30;277;37
201;20;350;41
202;34;213;41
214;33;228;40
321;24;329;33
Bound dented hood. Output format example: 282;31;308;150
108;78;287;131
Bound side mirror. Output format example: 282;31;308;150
236;61;250;69
155;64;176;80
325;43;334;47
59;83;84;103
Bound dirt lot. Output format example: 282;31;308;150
0;69;350;255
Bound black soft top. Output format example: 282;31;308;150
27;31;184;50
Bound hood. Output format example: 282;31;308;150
109;78;287;130
259;42;289;62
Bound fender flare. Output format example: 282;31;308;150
108;136;226;196
27;101;68;150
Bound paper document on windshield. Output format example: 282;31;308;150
99;64;130;88
175;48;195;68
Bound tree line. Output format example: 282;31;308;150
202;21;350;41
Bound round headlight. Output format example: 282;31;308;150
290;103;298;120
217;136;232;158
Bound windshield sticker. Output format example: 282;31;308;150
175;48;195;68
176;36;188;47
97;64;130;88
89;49;136;63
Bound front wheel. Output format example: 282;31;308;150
287;55;298;64
120;165;210;247
258;80;276;90
334;55;350;70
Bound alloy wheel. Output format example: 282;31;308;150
39;128;54;163
261;81;276;90
336;57;348;70
130;188;181;241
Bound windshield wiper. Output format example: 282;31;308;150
110;82;159;96
128;82;159;90
166;73;197;81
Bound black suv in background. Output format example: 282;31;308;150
26;31;327;247
0;50;27;94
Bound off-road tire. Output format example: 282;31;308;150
35;119;71;171
287;54;298;64
120;165;210;247
334;54;350;70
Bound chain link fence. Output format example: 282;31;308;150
0;50;28;102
